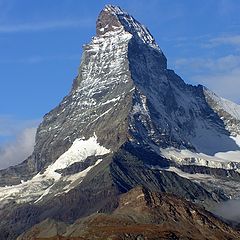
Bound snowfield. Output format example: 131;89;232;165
161;145;240;171
160;88;240;172
0;135;110;206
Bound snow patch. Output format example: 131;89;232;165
63;159;103;193
136;193;145;199
47;135;109;178
231;135;240;147
0;136;110;206
161;147;240;170
101;96;121;105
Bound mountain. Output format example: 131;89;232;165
0;4;240;239
17;187;240;240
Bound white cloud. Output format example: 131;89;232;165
212;199;240;223
0;116;40;169
175;55;240;73
204;35;240;48
0;127;37;170
173;55;240;103
193;68;240;104
0;19;92;33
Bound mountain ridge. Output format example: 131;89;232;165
0;4;240;239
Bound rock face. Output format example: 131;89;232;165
0;4;240;240
17;187;240;240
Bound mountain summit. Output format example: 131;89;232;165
96;5;161;51
0;5;240;239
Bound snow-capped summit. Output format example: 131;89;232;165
1;5;240;239
97;5;162;51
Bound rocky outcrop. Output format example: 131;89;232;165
17;187;240;240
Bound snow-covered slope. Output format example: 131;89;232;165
161;148;240;170
159;87;240;181
0;136;110;206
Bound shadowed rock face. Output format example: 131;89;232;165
0;4;240;240
17;187;240;240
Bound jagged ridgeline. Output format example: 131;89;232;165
0;5;240;240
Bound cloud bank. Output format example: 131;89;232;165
205;35;240;49
0;19;93;33
170;31;240;104
174;52;240;104
193;68;240;104
0;127;37;170
0;116;39;170
212;199;240;223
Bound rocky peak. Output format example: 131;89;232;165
96;5;123;36
1;5;240;239
97;5;161;52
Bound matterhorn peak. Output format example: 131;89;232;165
96;5;161;51
1;5;240;239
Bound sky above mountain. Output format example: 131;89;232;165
0;0;240;168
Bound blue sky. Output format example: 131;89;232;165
0;0;240;168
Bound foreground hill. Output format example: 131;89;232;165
18;187;240;240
